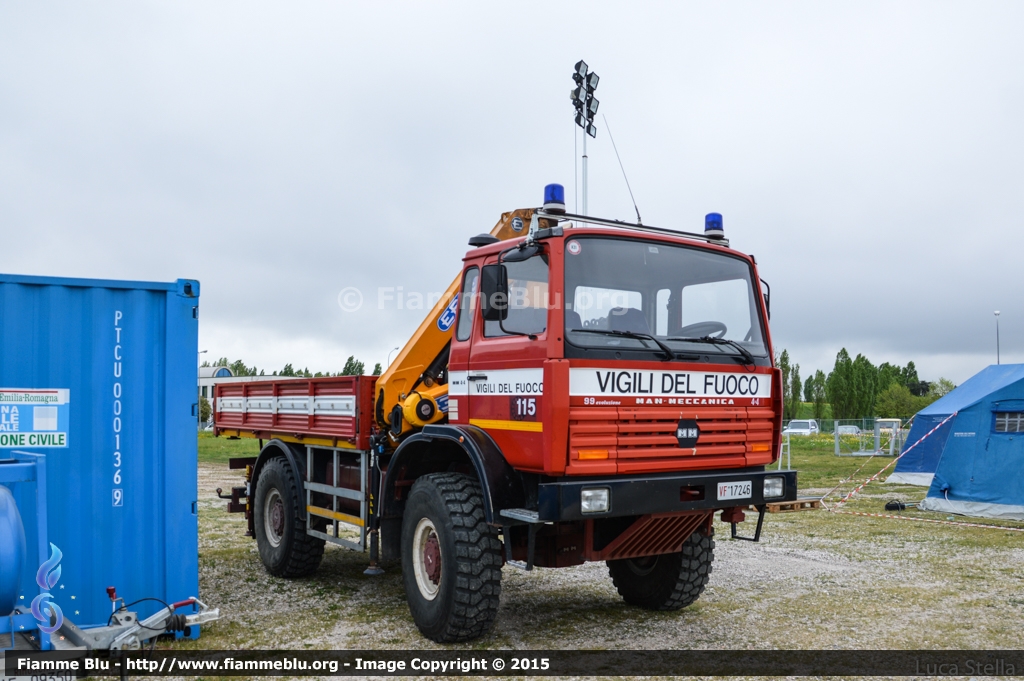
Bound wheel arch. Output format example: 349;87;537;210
253;438;308;522
381;424;525;524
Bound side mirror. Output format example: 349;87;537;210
480;264;508;321
760;278;771;320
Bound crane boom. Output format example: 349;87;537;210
374;208;536;442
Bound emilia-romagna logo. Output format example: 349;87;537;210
31;543;64;634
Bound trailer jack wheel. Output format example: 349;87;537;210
401;473;502;642
607;527;715;611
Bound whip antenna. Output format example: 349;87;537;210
603;113;642;224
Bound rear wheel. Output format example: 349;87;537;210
253;457;325;577
401;473;502;642
607;528;714;610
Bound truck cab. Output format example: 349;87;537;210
450;224;778;478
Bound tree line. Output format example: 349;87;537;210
203;356;382;377
778;348;956;422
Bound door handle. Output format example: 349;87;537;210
468;374;488;381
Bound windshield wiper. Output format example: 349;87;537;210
568;328;677;361
666;336;756;366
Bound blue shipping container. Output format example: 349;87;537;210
0;273;200;629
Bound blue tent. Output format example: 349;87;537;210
888;364;1024;520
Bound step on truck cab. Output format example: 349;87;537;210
214;184;797;643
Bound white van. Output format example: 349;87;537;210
782;419;819;436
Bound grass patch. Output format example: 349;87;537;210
778;434;882;489
784;436;1024;544
198;432;260;464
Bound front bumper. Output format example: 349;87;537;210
537;468;798;521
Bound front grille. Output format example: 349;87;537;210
569;406;775;474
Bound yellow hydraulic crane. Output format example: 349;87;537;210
373;208;538;443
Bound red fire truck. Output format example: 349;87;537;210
214;184;796;642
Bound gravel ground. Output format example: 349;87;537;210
6;445;1008;679
8;449;1018;681
1;466;1016;681
185;463;1024;677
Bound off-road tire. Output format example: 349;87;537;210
253;457;325;578
401;473;502;642
607;527;714;610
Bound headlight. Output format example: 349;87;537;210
763;476;785;499
580;487;610;514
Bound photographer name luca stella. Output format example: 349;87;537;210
917;658;1015;675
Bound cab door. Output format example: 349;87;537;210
464;251;550;472
446;264;480;427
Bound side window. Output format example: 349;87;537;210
485;255;549;337
995;412;1024;433
455;267;479;342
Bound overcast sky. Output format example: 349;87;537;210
2;2;1021;384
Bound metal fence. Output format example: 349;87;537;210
781;417;911;459
782;417;912;434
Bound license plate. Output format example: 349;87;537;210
717;480;752;501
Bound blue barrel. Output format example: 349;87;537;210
0;484;26;614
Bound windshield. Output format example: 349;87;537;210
563;236;769;363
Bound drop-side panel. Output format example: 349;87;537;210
214;376;376;450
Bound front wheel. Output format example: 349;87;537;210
401;473;502;642
607;528;714;610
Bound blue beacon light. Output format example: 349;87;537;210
704;212;724;239
544;184;566;214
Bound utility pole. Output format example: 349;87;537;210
995;311;1001;364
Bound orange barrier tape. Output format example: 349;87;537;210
822;411;959;511
832;509;1024;533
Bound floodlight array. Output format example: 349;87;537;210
571;60;599;138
